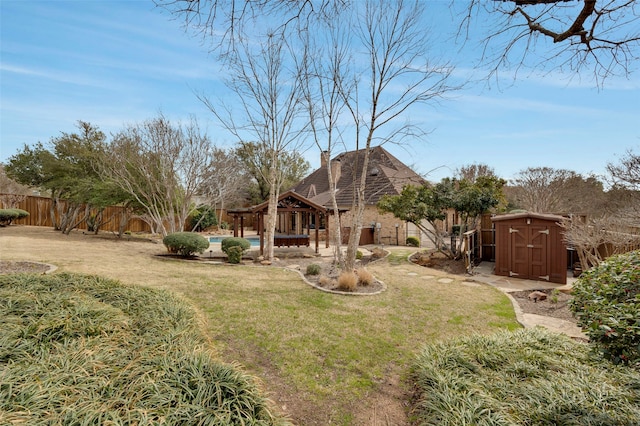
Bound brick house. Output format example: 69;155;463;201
291;146;425;246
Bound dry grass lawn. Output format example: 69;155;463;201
0;226;519;425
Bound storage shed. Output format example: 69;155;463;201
492;212;567;284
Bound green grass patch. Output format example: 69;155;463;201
195;260;521;422
410;328;640;425
0;273;285;425
386;249;412;264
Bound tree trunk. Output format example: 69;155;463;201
326;156;344;268
344;145;372;271
264;165;280;260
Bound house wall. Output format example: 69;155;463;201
325;206;408;246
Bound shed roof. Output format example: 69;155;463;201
491;211;566;223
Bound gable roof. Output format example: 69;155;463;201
250;190;328;214
291;146;425;207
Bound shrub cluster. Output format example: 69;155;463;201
162;232;209;257
570;250;640;365
221;237;251;264
0;208;29;226
406;236;420;247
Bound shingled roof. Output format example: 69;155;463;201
291;146;425;208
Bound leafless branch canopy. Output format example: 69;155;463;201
464;0;640;84
154;0;348;54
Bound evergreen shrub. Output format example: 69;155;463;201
221;237;251;255
163;232;209;257
570;250;640;365
306;264;321;275
226;246;244;264
188;206;218;232
0;208;29;226
406;236;420;247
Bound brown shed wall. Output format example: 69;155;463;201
493;213;567;284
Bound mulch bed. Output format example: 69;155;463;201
0;260;52;275
509;288;576;322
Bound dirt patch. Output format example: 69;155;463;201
409;250;468;275
509;288;576;322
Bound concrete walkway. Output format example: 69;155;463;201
470;262;587;340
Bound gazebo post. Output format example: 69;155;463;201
314;211;319;254
233;214;238;237
240;216;244;238
325;212;329;248
258;211;264;255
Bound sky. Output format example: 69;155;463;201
1;0;639;184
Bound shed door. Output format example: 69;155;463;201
509;225;550;281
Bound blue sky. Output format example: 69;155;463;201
1;0;638;183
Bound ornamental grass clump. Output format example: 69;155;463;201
355;268;374;286
570;249;640;365
0;273;283;425
163;232;209;257
337;271;358;292
410;328;640;425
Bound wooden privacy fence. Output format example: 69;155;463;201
1;194;238;234
0;194;151;233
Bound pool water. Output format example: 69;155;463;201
208;236;261;247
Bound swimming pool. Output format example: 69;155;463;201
208;236;261;247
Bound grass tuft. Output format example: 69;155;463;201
410;328;640;425
0;273;286;425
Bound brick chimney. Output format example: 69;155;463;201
321;150;329;168
331;157;341;185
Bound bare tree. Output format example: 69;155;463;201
300;22;354;267
560;215;640;269
455;163;498;183
339;0;458;270
102;114;215;237
463;0;640;84
155;0;347;54
508;167;609;215
0;164;32;208
234;141;310;204
200;146;247;221
159;0;458;267
201;33;308;260
607;148;640;223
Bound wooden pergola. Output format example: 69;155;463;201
226;190;330;255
